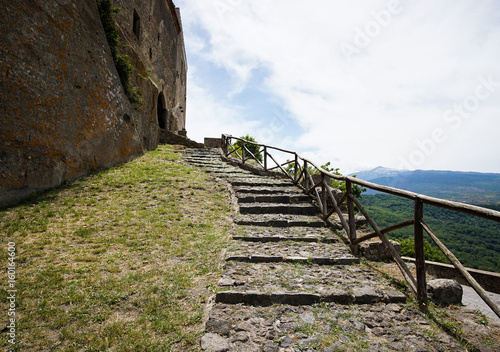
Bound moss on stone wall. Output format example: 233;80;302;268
96;0;142;109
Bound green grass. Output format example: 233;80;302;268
0;145;233;351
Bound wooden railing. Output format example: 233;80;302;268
221;134;500;317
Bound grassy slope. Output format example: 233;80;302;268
0;145;233;351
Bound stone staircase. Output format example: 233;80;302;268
182;148;469;352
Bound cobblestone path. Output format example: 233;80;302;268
182;148;476;352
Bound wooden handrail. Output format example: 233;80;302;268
221;134;500;317
222;134;500;223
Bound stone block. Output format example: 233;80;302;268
427;279;463;305
200;333;229;352
384;290;407;303
322;289;354;304
353;287;384;304
359;240;401;261
204;137;222;148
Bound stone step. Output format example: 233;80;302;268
185;162;225;168
239;202;318;215
233;236;339;243
226;255;359;265
216;262;406;305
184;154;220;159
185;160;225;167
185;160;224;166
235;214;325;227
203;167;248;172
237;194;311;203
234;186;303;195
208;171;254;177
230;180;294;187
183;154;220;160
227;239;350;258
182;153;216;158
215;289;406;306
232;226;339;243
183;148;219;153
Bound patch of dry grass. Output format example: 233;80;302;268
0;145;233;351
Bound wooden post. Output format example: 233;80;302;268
294;153;299;183
263;146;267;170
325;183;350;234
346;180;357;244
303;161;308;188
321;174;327;218
222;135;227;156
414;199;428;311
241;143;245;163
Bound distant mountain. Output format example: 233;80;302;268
351;167;500;205
352;166;410;181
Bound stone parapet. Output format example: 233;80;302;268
403;257;500;294
159;130;204;148
204;137;222;148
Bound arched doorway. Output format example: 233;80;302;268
157;93;167;129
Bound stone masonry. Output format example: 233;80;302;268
181;148;487;352
0;0;187;208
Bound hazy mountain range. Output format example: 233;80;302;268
351;167;500;205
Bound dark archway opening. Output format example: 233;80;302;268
157;94;167;129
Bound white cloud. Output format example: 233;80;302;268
178;0;500;173
184;68;260;143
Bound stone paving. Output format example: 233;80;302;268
181;148;491;352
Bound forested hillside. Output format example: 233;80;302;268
360;194;500;273
354;168;500;205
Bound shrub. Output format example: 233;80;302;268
397;237;448;263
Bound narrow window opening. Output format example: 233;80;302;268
157;94;167;129
149;48;152;60
132;10;141;40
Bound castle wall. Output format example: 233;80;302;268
0;0;187;207
113;0;187;135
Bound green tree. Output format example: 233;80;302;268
319;162;366;199
235;135;263;163
284;161;366;198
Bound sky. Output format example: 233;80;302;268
176;0;500;174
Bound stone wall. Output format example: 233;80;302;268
403;257;500;294
159;130;204;149
113;0;187;136
0;0;187;208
